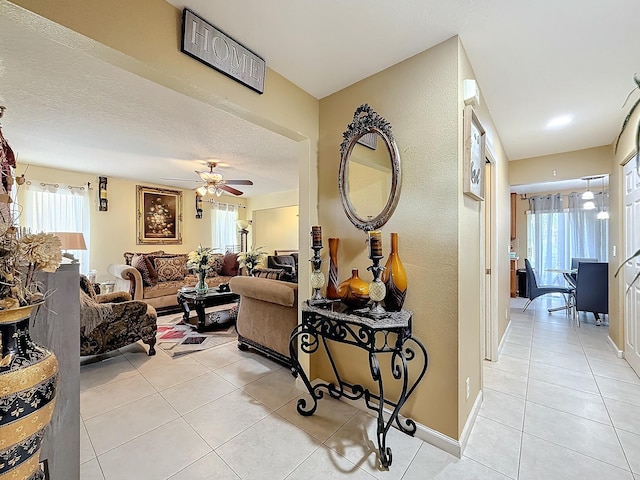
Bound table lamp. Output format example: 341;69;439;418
51;232;87;263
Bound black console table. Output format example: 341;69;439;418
289;303;428;468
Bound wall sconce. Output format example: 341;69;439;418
195;193;203;219
98;176;108;211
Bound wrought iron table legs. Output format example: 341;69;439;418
289;321;427;468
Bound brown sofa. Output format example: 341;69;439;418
108;250;240;310
229;275;298;367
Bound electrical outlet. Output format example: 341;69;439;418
465;377;470;400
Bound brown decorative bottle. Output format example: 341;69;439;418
337;269;370;309
326;238;340;299
381;232;407;311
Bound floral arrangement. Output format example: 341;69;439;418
187;244;215;274
0;119;63;309
238;246;266;275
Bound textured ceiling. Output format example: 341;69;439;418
1;0;639;197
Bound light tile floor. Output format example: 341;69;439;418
80;297;640;479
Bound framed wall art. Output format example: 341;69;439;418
136;185;183;244
463;105;486;201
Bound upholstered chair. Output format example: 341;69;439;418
523;259;573;313
267;255;297;282
79;275;157;356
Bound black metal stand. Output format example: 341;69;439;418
289;304;428;469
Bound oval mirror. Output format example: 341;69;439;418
338;104;401;231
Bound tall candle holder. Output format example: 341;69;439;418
309;245;325;303
367;256;387;317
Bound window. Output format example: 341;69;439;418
211;203;239;252
527;192;608;285
24;184;90;274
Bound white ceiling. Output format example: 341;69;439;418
1;0;639;197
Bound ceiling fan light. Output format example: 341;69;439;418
207;185;216;195
583;200;596;210
196;186;207;196
211;173;223;183
215;188;223;197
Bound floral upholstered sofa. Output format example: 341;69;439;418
108;250;240;310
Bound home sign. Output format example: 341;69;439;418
181;9;266;94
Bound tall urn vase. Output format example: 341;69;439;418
381;232;408;311
326;238;340;299
0;303;58;480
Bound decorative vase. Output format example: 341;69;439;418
326;238;340;299
0;303;58;480
337;268;370;309
381;232;407;311
195;270;208;294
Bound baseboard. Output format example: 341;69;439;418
297;377;472;458
607;335;624;359
457;390;483;456
496;320;511;358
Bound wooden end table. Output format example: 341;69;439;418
176;288;240;333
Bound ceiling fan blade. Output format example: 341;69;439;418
160;177;202;183
223;179;253;185
218;184;244;196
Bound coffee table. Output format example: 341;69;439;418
176;288;240;333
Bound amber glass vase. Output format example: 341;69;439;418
381;232;407;311
326;238;340;299
337;268;370;309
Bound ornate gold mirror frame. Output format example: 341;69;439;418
338;104;401;232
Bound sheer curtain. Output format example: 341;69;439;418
527;192;609;285
528;194;566;285
24;183;91;274
211;203;239;251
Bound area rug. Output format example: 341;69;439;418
156;303;238;357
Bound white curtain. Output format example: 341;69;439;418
211;203;239;252
527;192;608;285
24;183;91;274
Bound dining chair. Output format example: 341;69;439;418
568;257;598;287
574;262;608;326
523;259;573;313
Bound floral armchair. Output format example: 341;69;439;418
79;275;157;356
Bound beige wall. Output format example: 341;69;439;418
7;0;316;285
15;164;223;282
510;146;612;187
317;36;510;440
253;205;299;255
458;43;512;428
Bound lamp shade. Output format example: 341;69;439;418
51;232;87;250
236;220;249;230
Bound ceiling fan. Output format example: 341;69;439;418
165;161;253;196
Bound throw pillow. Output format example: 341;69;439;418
131;254;158;287
207;253;224;277
221;252;239;276
253;268;285;280
154;256;186;282
124;250;164;265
